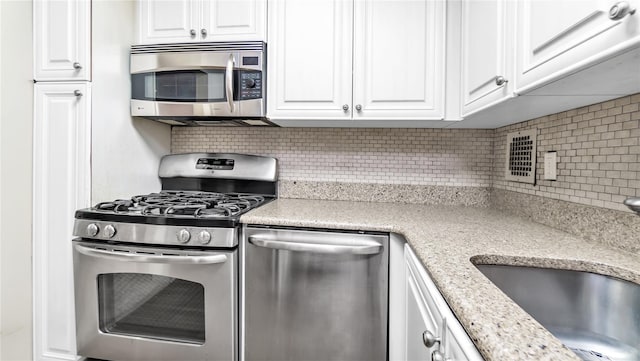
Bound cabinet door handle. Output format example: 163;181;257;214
422;330;440;348
342;104;349;112
609;1;636;20
73;62;82;70
201;28;207;37
431;349;446;361
190;29;197;37
226;54;235;113
73;90;83;97
355;104;362;112
495;76;508;86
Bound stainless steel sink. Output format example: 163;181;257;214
476;265;640;361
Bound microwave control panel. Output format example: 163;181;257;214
238;70;263;100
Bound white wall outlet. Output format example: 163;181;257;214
544;151;557;181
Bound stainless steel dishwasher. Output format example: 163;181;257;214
243;226;389;361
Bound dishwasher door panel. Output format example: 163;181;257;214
244;227;389;361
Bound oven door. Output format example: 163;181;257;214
73;240;237;361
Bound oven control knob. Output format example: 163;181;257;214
87;223;99;237
104;224;117;238
177;229;191;243
198;230;212;245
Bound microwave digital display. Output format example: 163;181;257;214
196;158;235;170
242;57;259;66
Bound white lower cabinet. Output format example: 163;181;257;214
392;242;483;361
33;83;91;361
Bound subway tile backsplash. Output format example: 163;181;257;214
172;128;494;187
494;93;640;213
172;93;640;215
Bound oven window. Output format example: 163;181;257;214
131;70;226;102
97;273;205;344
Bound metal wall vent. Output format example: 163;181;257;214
505;129;537;184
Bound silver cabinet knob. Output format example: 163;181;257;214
190;29;197;36
177;229;191;243
198;230;212;245
609;1;636;20
73;90;83;97
87;223;99;237
342;104;349;112
355;104;362;112
431;350;446;361
422;330;440;348
73;62;82;69
495;76;508;86
201;28;207;37
104;224;117;238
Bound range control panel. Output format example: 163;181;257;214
238;71;263;100
196;158;235;170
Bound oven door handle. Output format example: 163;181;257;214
226;54;235;113
248;236;382;255
74;244;228;264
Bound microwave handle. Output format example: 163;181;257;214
226;54;235;113
74;243;228;265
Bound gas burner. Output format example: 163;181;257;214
92;191;266;219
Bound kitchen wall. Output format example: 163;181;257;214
172;94;640;253
172;128;494;205
494;93;640;212
0;1;33;359
91;1;171;203
492;93;640;254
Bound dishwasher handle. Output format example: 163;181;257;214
248;235;382;255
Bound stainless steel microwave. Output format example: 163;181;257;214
130;41;273;126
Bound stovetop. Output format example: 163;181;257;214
75;190;273;227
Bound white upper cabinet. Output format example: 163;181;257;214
515;0;640;93
267;0;353;120
267;0;446;122
34;0;91;81
352;0;445;120
201;0;266;41
460;0;514;116
138;0;266;44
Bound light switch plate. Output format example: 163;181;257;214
544;152;557;180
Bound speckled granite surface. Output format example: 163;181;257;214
491;189;640;255
279;180;491;206
240;199;640;361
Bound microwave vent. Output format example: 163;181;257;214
131;41;265;54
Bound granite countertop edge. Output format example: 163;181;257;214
240;198;640;361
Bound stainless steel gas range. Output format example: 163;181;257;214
71;153;277;361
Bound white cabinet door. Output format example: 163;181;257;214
34;0;91;81
33;83;91;361
267;0;353;120
138;0;199;44
460;0;513;116
352;0;445;120
403;245;484;361
516;0;640;93
138;0;266;44
201;0;266;41
404;255;441;361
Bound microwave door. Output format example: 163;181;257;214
131;52;239;118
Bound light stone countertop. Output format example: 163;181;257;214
240;198;640;361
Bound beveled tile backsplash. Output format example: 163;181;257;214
172;94;640;253
494;93;640;213
173;127;494;187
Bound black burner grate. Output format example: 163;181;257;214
94;191;265;219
